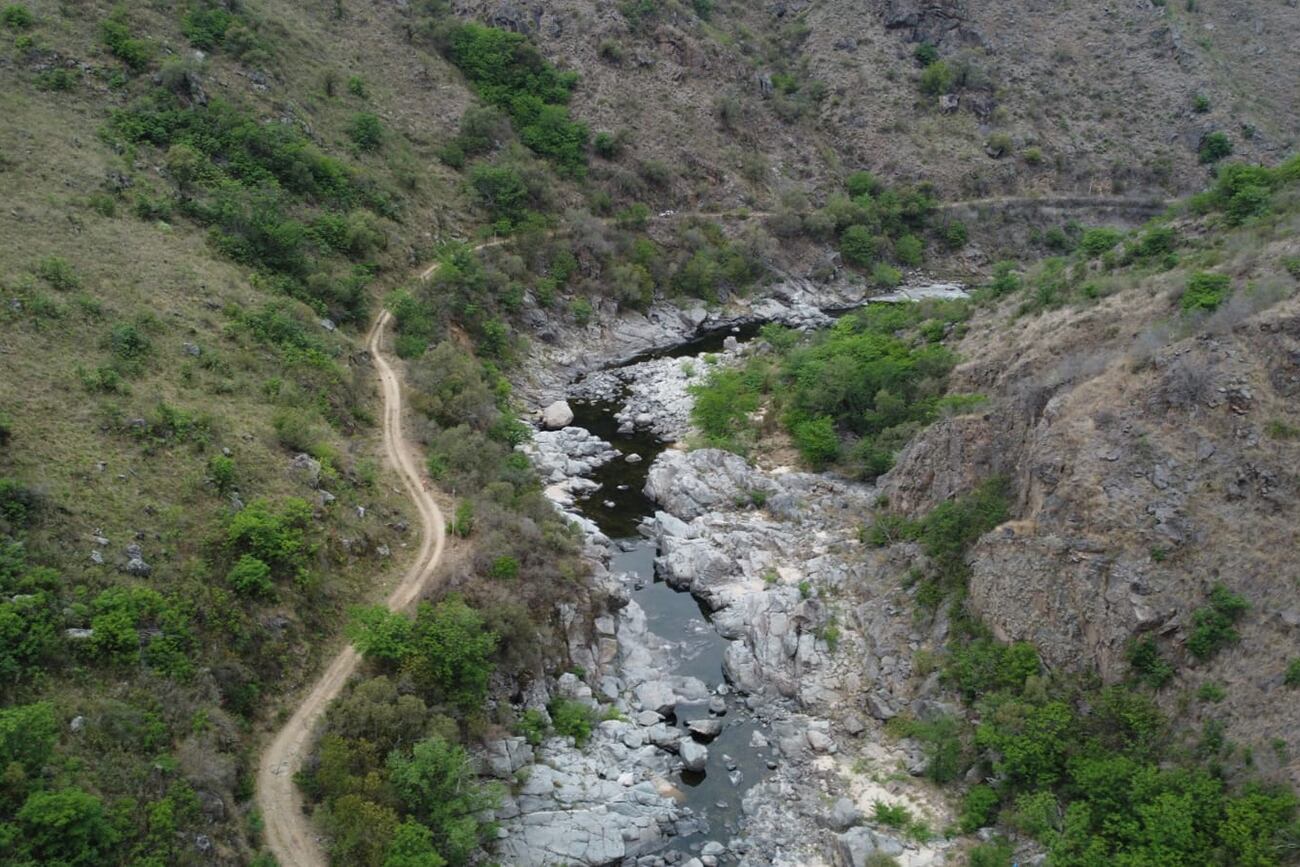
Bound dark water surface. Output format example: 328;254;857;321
568;394;772;852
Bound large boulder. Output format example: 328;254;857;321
644;449;772;520
680;739;708;772
541;400;574;429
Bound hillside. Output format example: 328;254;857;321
0;1;1297;866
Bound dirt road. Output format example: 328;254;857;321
255;309;447;867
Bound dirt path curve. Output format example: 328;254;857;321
256;309;447;867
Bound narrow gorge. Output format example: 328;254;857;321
491;284;971;867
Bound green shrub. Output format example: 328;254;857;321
840;224;877;267
1079;227;1121;258
36;68;78;91
690;368;760;452
984;133;1012;159
1199;131;1232;163
181;5;235;50
1285;659;1300;687
968;839;1015;867
1126;636;1174;688
1187;583;1248;660
444;23;587;171
920;61;954;96
1198;681;1227;702
35;256;80;290
487;554;519;580
549;698;594;746
872;800;912;828
101;6;154;71
15;787;119;865
515;708;549;745
960;785;1000;832
1181;271;1231;312
385;736;500;862
895;233;924;266
405;595;498;710
1193;93;1211;113
226;497;314;578
790;416;840;468
1022;146;1044;166
347;113;384;151
346;75;367;97
347;605;414;664
872;263;902;287
593;130;622;159
208;454;236;493
947;639;1040;699
1138;226;1177;257
846;171;882;198
913;42;938;66
0;478;36;527
227;554;274;597
2;4;34;29
104;322;151;367
941;220;968;249
448;500;474;537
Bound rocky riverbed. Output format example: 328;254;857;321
493;286;973;866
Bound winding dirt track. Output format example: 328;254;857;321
255;309;447;867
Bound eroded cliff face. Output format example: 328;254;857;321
881;259;1300;782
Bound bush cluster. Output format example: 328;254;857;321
691;301;975;478
106;89;391;322
444;24;587;173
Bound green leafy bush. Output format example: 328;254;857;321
226;497;314;578
1181;271;1231;312
514;708;549;745
182;4;235;50
894;233;924;266
15;787;119;865
846;171;882;198
1126;636;1174;688
960;785;1000;832
101;6;154;71
790;416;839;468
1199;131;1232;163
920;61;954;96
1285;659;1300;687
227;554;274;597
549;698;594;746
1079;227;1121;258
444;23;587;172
385;736;501;862
1187;583;1247;660
840;225;877;266
2;4;34;29
347;112;384;151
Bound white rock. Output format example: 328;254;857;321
542;400;575;429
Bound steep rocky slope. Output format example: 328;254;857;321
457;0;1298;203
882;181;1300;784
